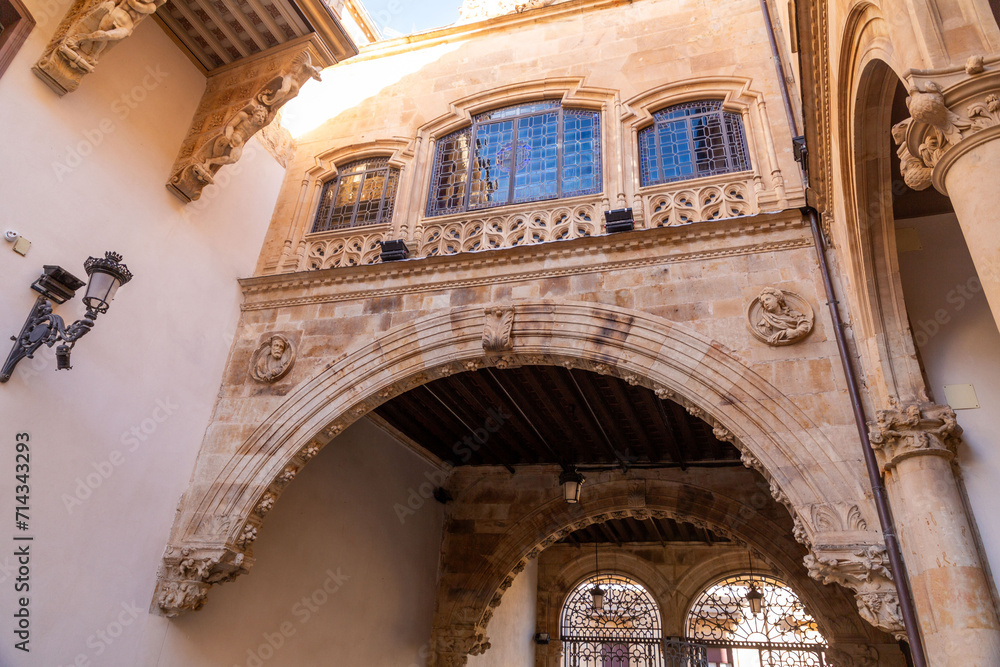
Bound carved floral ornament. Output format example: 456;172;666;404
482;305;515;353
249;334;296;383
746;287;814;346
893;75;1000;194
868;402;960;471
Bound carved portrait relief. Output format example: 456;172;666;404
249;334;295;383
746;287;814;346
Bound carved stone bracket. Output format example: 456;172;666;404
154;545;250;617
826;644;879;667
167;39;329;203
805;544;905;639
482;305;515;353
32;0;165;95
892;71;1000;194
868;402;961;472
430;625;491;667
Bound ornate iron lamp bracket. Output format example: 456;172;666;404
0;298;99;381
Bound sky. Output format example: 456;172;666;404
361;0;465;38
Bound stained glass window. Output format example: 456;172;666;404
639;101;750;187
312;158;399;233
426;101;602;217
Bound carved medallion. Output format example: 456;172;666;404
249;334;295;383
746;287;814;346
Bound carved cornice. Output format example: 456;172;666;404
240;213;812;311
892;71;1000;195
868;402;961;472
804;544;904;639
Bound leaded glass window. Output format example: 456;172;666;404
561;573;662;667
426;101;601;217
639;101;750;187
312;158;399;232
686;574;826;667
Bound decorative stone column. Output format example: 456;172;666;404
893;65;1000;330
869;402;1000;665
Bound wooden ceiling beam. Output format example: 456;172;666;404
189;0;251;57
421;384;516;473
215;0;269;50
169;0;233;64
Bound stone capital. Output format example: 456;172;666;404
892;70;1000;195
430;624;491;666
153;544;250;617
804;544;905;639
868;402;960;471
826;643;879;667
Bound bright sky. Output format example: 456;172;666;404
362;0;464;37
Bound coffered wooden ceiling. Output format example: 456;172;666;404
156;0;357;72
558;516;730;546
373;366;743;470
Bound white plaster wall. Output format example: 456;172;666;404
895;213;1000;583
0;8;286;665
139;418;446;667
467;558;538;667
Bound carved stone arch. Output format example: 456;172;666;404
835;2;929;405
437;476;890;666
621;76;794;215
153;299;877;618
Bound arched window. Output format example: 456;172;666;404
686;574;826;667
639;101;750;187
312;158;399;232
426;100;602;217
561;573;662;667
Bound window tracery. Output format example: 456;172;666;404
312;157;399;233
561;573;662;667
427;100;601;217
686;574;826;667
639;101;750;187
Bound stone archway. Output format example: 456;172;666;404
153;300;889;637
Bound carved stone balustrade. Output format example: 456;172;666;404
638;172;757;228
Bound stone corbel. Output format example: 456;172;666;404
868;402;960;472
167;37;331;203
153;545;251;617
826;644;879;667
430;624;491;667
804;544;905;639
32;0;165;95
892;69;1000;194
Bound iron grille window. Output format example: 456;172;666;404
312;158;399;233
686;574;827;667
639;101;750;187
561;573;662;667
426;100;602;217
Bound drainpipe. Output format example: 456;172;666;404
758;1;928;663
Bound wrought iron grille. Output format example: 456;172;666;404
638;101;750;187
561;573;662;667
312;158;399;232
663;638;709;667
686;574;826;667
426;101;601;217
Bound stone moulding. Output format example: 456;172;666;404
153;299;873;620
32;0;165;95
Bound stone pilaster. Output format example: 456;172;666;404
166;38;327;203
892;65;1000;329
869;401;1000;665
32;0;165;95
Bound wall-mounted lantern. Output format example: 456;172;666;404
1;252;133;383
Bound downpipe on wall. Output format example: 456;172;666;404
757;0;929;662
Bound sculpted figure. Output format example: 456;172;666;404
192;103;269;182
752;287;813;345
250;335;295;383
258;52;322;108
60;0;162;72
